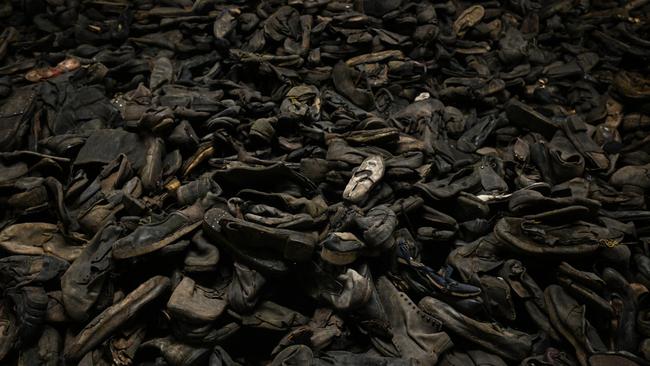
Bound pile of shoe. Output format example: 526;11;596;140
1;0;650;364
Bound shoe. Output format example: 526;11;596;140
457;114;498;153
0;222;84;262
321;266;373;311
562;115;609;171
508;187;600;216
519;347;578;366
419;295;534;361
236;301;309;331
374;277;452;364
18;325;60;366
213;163;319;199
107;323;146;366
140;337;210;366
320;232;365;265
183;231;219;272
61;224;123;322
0;254;69;290
499;259;561;341
332;61;374;110
241;202;319;230
547;131;586;183
0;300;16;363
588;352;646;366
398;240;481;299
0;85;37;152
610;163;650;193
343;155;385;203
273;308;344;353
447;233;505;282
64;276;171;361
354;204;398;253
112;194;216;259
203;208;317;275
7;285;48;344
227;262;266;313
544;285;607;366
494;217;620;257
505;99;558;138
167;276;227;324
602;267;640;353
479;275;516;321
250;117;276;145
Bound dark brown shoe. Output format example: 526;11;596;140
64;276;171;361
419;296;534;361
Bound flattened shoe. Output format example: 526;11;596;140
112;197;213;259
64;276;171;361
419;296;534;361
203;208;317;275
494;217;620;257
0;254;69;289
508;189;600;217
505;99;559;138
0;222;84;261
415;165;482;200
61;224;123;322
544;285;607;366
